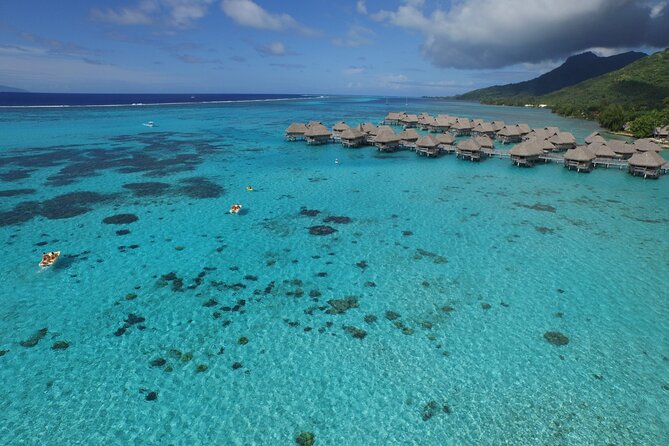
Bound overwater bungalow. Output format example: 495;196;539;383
383;112;402;125
526;137;555;152
472;119;485;127
419;116;436;131
452;118;473;136
430;116;451;133
401;114;419;128
332;121;350;140
474;135;494;150
306;121;323;128
472;122;495;137
564;146;596;172
435;133;455;153
491;120;505;132
416;135;440;157
585;132;606;145
608;140;636;159
509;140;543;167
358;122;377;134
304;124;332;145
285;122;308;141
456;138;485;161
516;123;531;135
548;132;576;151
374;129;401;152
399;128;420;149
364;125;380;144
497;125;522;144
544;127;560;137
634;138;663;152
340;128;367;148
627;150;665;179
589;142;619;159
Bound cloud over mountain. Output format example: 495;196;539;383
369;0;669;69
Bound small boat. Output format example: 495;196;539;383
229;204;242;214
142;121;155;127
39;251;61;268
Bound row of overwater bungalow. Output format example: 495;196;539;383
284;119;668;179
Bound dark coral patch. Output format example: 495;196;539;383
343;325;367;339
103;213;139;225
299;208;320;217
323;216;352;224
42;192;115;220
544;331;569;346
19;327;48;348
0;169;34;182
308;225;337;236
116;229;131;236
179;177;224;199
325;297;359;314
123;182;171;197
51;341;70;350
514;202;557;213
0;188;36;197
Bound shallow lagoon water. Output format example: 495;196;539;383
0;97;668;445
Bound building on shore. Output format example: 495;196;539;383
654;125;669;141
340;127;367;148
285;122;308;141
509;140;543;167
564;146;596;172
456;138;485;161
548;132;577;151
416;135;440;157
304;123;332;145
374;129;401;152
332;121;350;140
627;150;665;179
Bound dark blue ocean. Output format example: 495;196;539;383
0;92;313;107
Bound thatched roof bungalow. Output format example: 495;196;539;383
472;122;495;137
332;121;350;140
589;142;619;159
400;114;419;128
627;150;665;179
452;118;472;136
497;125;522;144
456;138;485;161
340;128;367;148
416;135;439;157
564;146;596;172
516;123;531;135
585;132;606;145
548;132;576;151
608;140;636;159
431;116;451;133
435;133;456;153
634;138;663;152
304;124;332;145
417;115;434;130
526;137;555;152
374;129;401;152
285;122;308;141
358;122;377;134
474;135;494;149
399;128;420;149
491;120;505;132
509;141;543;167
654;125;669;140
384;112;403;125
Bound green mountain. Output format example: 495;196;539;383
455;51;645;102
542;48;669;117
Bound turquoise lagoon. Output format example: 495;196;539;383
0;97;668;445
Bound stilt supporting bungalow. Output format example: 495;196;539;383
456;139;485;161
627;151;665;179
285;122;308;141
304;124;332;145
416;135;439;157
564;146;596;172
509;141;543;167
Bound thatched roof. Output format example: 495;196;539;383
472;119;484;126
527;129;549;140
333;121;349;131
374;129;400;143
417;115;433;125
473;122;494;133
358;122;377;133
474;135;494;148
433;116;451;127
628;150;665;168
453;118;472;130
286;122;308;133
384;112;401;121
585;132;605;144
416;135;438;148
549;132;576;145
457;139;481;152
498;126;521;137
544;127;560;137
608;140;635;155
516;123;531;134
401;114;418;123
398;128;420;141
589;142;618;158
634;138;663;152
435;133;455;145
509;141;543;157
491;120;505;131
526;137;555;151
340;127;365;140
304;124;331;137
306;121;323;128
564;146;595;162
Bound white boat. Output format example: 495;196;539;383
142;121;155;127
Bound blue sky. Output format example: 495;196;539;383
0;0;667;95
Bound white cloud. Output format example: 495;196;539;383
220;0;317;35
91;0;213;28
255;41;288;56
367;0;669;69
332;25;374;47
356;1;367;14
